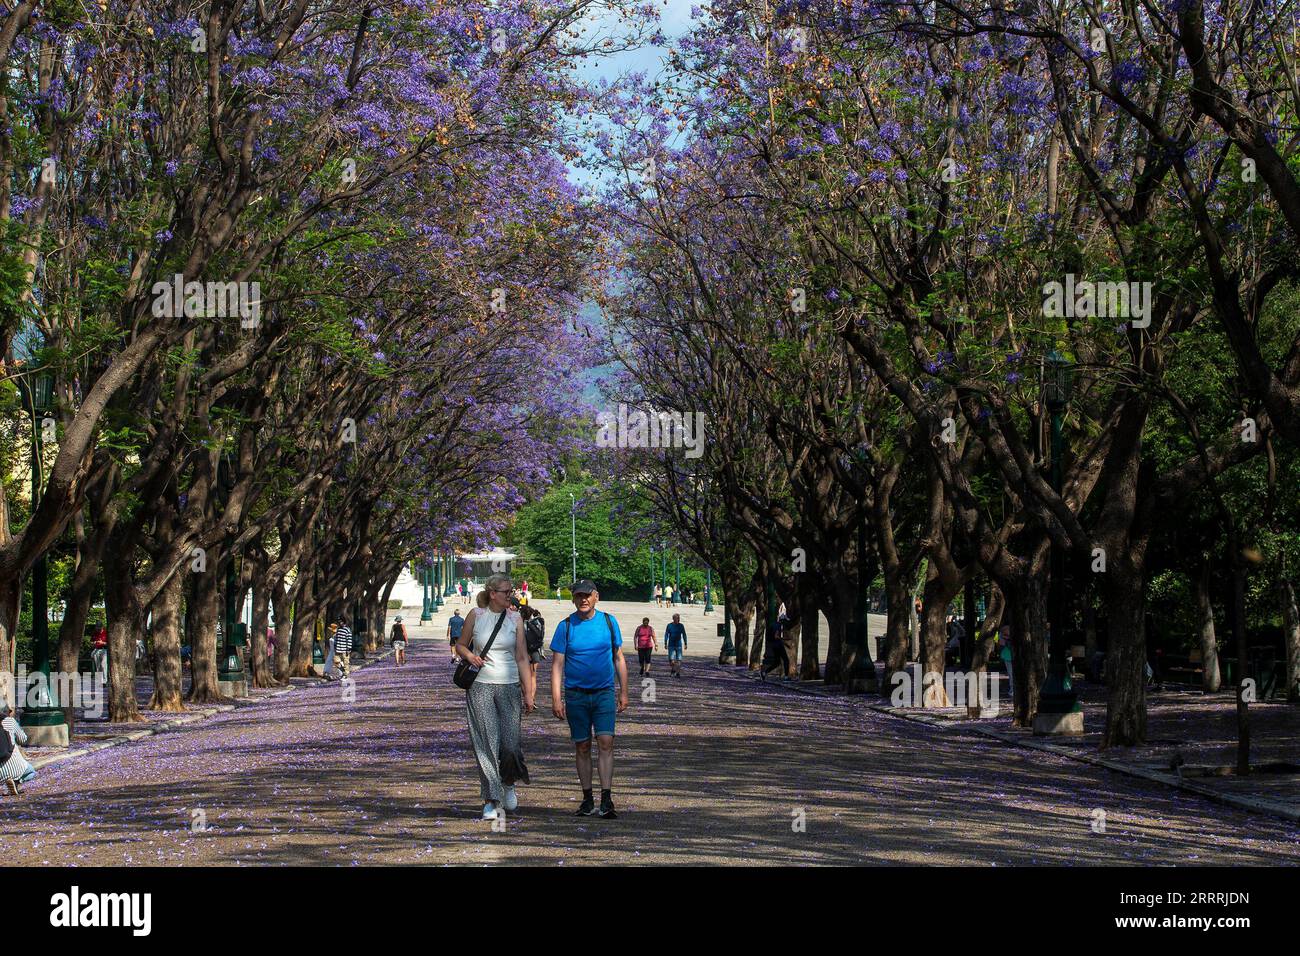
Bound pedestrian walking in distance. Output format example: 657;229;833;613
665;614;687;677
653;584;662;607
390;615;409;665
447;609;465;659
454;573;535;821
550;580;627;819
634;617;656;676
332;615;353;681
520;604;547;683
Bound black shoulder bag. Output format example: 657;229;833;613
453;609;510;690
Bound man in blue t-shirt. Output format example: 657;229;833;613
550;580;627;818
447;610;465;659
664;613;687;678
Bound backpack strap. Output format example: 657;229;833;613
605;612;617;656
561;612;619;659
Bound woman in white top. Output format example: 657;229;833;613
1;703;36;795
454;573;535;820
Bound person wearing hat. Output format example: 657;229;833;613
550;580;627;818
390;614;409;665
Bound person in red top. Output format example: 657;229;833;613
633;618;657;676
91;625;108;677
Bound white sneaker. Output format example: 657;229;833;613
482;801;498;820
503;787;518;811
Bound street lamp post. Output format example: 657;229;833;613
421;560;433;622
649;548;656;602
704;568;714;613
17;370;67;746
662;546;669;603
217;454;247;697
675;557;681;604
569;493;578;586
718;602;736;665
847;511;878;693
1034;350;1083;734
433;552;444;609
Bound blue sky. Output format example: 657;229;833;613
567;0;702;190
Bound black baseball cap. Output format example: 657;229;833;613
571;580;598;595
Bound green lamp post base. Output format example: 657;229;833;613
1034;672;1084;734
219;651;247;698
18;712;68;747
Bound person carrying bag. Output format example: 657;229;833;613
452;574;535;820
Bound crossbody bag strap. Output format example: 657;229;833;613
478;609;510;659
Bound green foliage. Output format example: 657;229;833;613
511;479;707;601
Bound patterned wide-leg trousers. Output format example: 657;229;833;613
466;681;529;802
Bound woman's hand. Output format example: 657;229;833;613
465;653;486;668
523;696;535;715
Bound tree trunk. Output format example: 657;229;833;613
1229;540;1249;772
966;586;1005;717
249;581;274;688
0;573;21;712
104;556;145;723
185;568;225;703
1083;600;1098;664
270;578;291;681
1009;572;1050;728
57;549;101;730
1281;573;1300;703
1197;560;1221;693
880;576;912;688
730;602;752;669
1101;566;1147;746
148;572;186;711
798;574;820;679
920;564;961;706
285;573;316;679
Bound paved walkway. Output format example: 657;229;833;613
1;604;1297;865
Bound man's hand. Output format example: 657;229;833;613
552;698;566;720
617;690;629;713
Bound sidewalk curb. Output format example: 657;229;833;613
27;647;395;773
714;664;1300;824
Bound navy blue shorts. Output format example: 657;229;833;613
565;686;616;743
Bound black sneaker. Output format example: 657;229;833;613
575;797;596;816
598;797;618;819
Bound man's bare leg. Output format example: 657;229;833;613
575;739;593;790
596;734;615;789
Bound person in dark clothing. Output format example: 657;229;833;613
761;609;791;681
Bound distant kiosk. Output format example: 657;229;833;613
457;549;516;588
